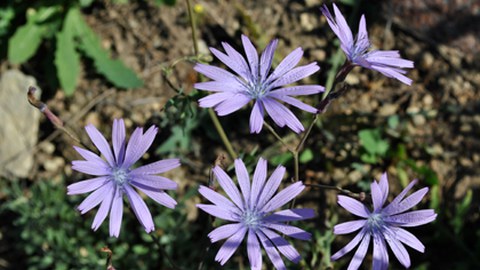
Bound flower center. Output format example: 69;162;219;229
246;79;269;99
112;167;129;186
241;209;263;229
367;212;385;233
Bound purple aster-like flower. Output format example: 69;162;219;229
331;173;437;270
321;4;414;85
67;119;180;237
195;35;324;134
197;158;314;269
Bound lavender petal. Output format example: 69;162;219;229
264;223;311;240
196;204;240;222
85;124;116;167
112;119;126;165
333;220;367;235
109;186;123;237
130;175;178;191
130;158;180;176
337;195;370;218
264;208;315;222
261;182;304;213
214;226;247;265
260;228;301;263
124;184;154;233
234;159;251;206
208;223;243;243
77;182;114;214
249;158;268;207
247;229;262;270
213;166;244;209
67;176;108;195
331;228;366;261
256;165;286;210
249;101;265;134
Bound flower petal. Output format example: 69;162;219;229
259;39;278;81
270;62;319;88
85;124;116;167
194;63;238;82
270;85;324;96
123;126;158;169
109;186;123;237
77;182;114;214
260;228;301;263
210;46;249;81
337;195;370;218
270;94;318;114
384;227;411;268
67;176;109;195
383;179;418;215
333;220;367;235
263;98;304;133
249;101;265;134
208;223;244;243
214;93;251;116
124;184;154;233
195;81;244;93
257;165;286;210
138;188;177;209
384;187;429;216
215;226;247;265
385;209;437;227
92;182;115;231
73;146;109;168
389;227;425;253
261;182;304;213
257;230;286;270
378;172;389;206
264;223;311;240
347;230;371;270
197;204;240;222
234;159;251;206
112;119;126;165
130;175;178;191
331;228;367;261
130;158;180;176
372;232;389;270
71;160;111;176
247;229;262;270
264;208;315;222
250;158;268;207
267;47;303;83
241;35;259;81
371;180;385;211
198;185;239;212
213;166;244;209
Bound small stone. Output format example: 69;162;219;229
348;170;362;183
421;52;434;69
310;49;326;61
423;94;433;106
300;13;316;31
378;104;398;116
85;112;101;127
43;157;65;172
39;142;55;155
412;114;426;126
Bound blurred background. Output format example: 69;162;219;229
0;0;479;269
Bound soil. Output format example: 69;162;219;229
1;0;479;269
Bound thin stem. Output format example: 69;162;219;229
208;108;238;159
263;122;294;152
305;183;366;200
186;0;237;160
151;234;182;270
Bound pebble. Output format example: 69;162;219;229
378;104;398;116
300;13;316;31
412;114;426;126
421;52;434;69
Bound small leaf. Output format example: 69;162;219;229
70;8;143;88
8;23;44;64
54;10;80;95
299;148;314;164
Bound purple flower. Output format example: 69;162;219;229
197;158;314;269
331;173;437;270
195;35;324;134
321;4;414;85
67;119;180;237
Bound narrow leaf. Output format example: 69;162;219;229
8;23;44;64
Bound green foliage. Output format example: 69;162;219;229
451;189;473;234
358;128;389;164
5;1;142;95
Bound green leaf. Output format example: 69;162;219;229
299;148;314;164
54;10;80;95
69;8;143;88
358;128;389;156
8;22;44;64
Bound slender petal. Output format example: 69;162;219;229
130;158;180;176
73;146;109;167
112;119;126;165
241;35;259;81
337;195;370;218
85;124;115;167
213;166;244;209
372;233;389;270
331;228;367;261
215;226;247;265
92;182;115;231
384;227;411;268
72;160;111;176
264;223;311;240
256;165;286;210
261;182;304;213
130;175;178;191
109;186;123;237
247;229;262;270
139;188;177;209
257;230;286;270
198;185;239;212
333;220;367;235
214;94;251;116
249;101;265;134
260;228;301;263
347;231;370;270
196;204;240;222
67;176;109;195
208;223;244;243
234;159;251;205
250;158;268;207
264;209;315;222
77;183;113;214
124;184;154;233
123;126;157;168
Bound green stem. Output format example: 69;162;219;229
185;0;237;160
263;122;294;152
305;183;366;200
208;108;238;159
150;234;181;270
